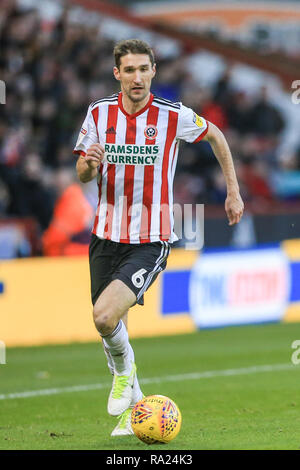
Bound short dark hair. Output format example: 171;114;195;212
113;39;155;69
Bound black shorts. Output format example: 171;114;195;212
89;234;170;306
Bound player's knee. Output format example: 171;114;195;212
93;306;115;335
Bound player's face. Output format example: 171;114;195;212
114;53;156;103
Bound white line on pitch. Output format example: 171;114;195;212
0;363;296;401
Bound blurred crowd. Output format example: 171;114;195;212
1;0;300;256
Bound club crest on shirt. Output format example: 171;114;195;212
193;113;204;128
80;128;87;135
144;125;158;140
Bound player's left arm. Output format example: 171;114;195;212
202;122;244;225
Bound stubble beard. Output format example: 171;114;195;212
124;87;149;104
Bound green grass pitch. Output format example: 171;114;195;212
1;322;300;450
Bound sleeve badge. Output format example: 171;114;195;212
193;113;204;128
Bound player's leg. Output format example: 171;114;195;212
106;310;144;436
101;310;134;436
93;279;137;415
110;310;144;436
89;236;136;415
104;240;170;382
90;237;170;421
102;310;129;377
104;309;143;403
89;236;140;415
106;240;170;425
93;279;135;336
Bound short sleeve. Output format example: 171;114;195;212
73;104;99;156
176;104;209;143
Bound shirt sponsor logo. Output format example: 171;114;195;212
104;143;160;165
193;113;204;128
144;125;158;140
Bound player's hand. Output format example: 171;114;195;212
85;143;105;168
225;191;244;225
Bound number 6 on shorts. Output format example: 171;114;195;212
131;268;147;288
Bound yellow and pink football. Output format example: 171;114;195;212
131;395;182;444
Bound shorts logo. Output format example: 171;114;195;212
80;128;87;135
193;113;204;128
144;125;158;140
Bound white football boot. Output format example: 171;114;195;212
111;393;145;437
111;407;134;436
107;363;137;416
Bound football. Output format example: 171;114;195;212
131;395;182;445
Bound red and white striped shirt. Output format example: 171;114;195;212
73;92;208;244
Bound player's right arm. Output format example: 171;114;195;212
76;144;104;183
73;103;103;182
